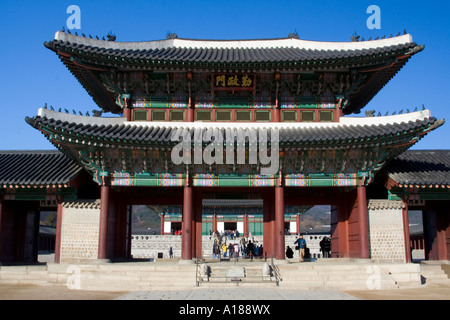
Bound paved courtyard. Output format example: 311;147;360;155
117;287;358;300
0;282;449;300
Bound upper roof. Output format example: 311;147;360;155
47;31;418;63
385;150;450;188
44;31;424;115
0;150;82;188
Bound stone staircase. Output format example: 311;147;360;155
196;260;279;287
0;261;197;292
0;259;439;292
277;260;422;291
420;262;450;285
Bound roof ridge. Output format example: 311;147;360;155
52;31;415;51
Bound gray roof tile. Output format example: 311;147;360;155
0;150;82;186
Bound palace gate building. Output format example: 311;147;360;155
0;30;448;264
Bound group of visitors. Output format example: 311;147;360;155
211;231;264;259
286;235;331;261
171;229;182;235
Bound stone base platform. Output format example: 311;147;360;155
0;259;444;293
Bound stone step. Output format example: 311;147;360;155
420;266;450;285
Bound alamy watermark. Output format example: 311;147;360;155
171;127;280;176
366;5;381;30
66;5;81;30
66;265;81;290
366;265;381;289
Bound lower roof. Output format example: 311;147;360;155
26;108;442;148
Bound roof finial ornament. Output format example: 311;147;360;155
404;29;407;35
351;32;360;42
92;110;103;117
365;110;375;117
44;103;48;109
107;31;116;41
61;26;65;32
288;31;299;39
166;31;178;40
50;105;54;111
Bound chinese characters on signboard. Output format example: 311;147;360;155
213;74;254;90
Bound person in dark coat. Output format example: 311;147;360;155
286;246;294;258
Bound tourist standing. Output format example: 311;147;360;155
222;243;228;258
320;236;331;258
294;235;307;262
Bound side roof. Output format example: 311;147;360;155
385;150;450;187
0;150;83;187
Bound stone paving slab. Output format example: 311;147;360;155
117;287;358;300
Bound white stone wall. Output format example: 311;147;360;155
60;200;101;263
368;200;406;262
131;235;182;259
130;234;331;259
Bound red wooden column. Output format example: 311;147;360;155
160;214;165;235
186;72;194;122
402;198;412;263
274;185;285;260
357;185;370;259
98;180;111;260
182;186;193;260
123;96;132;122
273;72;281;122
54;195;64;263
213;214;217;233
296;214;300;235
263;188;274;258
194;189;203;259
244;214;249;237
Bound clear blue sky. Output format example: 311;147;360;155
1;0;449;150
